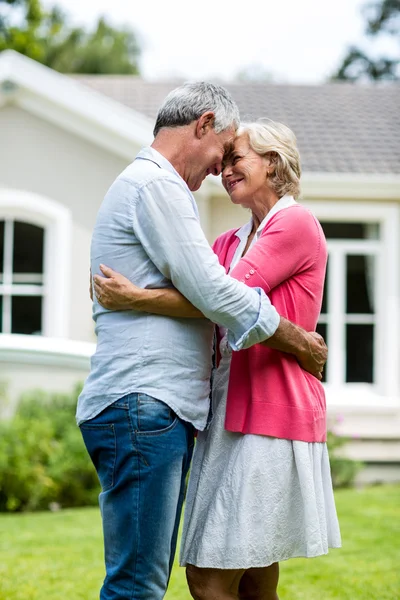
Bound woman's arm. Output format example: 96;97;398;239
93;265;205;318
229;206;323;295
228;206;327;374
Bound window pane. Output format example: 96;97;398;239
346;255;375;314
12;222;44;277
321;258;328;314
316;323;327;383
346;324;374;383
11;296;42;335
320;222;380;240
0;221;4;282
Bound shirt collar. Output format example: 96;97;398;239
136;146;192;194
235;194;297;242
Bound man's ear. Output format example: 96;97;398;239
195;111;215;139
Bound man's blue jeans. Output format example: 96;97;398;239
80;393;195;600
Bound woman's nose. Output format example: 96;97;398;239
222;164;232;178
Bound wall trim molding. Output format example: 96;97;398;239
0;333;94;370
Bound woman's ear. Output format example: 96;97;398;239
264;151;278;166
264;151;278;176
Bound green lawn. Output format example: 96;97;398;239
0;485;399;600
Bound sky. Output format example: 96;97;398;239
40;0;395;83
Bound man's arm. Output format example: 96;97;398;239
264;320;327;379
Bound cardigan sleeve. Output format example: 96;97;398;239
229;206;323;293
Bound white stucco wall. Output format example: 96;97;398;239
0;105;132;229
0;105;137;342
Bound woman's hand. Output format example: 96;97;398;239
93;265;142;311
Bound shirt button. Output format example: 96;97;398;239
245;274;250;279
249;269;255;275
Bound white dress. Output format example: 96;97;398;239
180;198;342;570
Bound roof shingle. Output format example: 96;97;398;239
72;76;400;174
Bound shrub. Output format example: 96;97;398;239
327;428;364;488
0;385;100;512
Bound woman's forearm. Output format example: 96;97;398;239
93;265;205;318
133;287;205;318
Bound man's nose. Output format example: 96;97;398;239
212;163;222;177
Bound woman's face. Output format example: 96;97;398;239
221;134;271;209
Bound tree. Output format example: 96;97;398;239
234;63;275;83
0;0;141;74
333;0;399;81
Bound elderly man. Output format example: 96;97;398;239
77;82;326;600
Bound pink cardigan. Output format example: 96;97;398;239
212;205;328;443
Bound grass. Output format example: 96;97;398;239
0;485;399;599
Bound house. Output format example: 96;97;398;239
1;50;400;481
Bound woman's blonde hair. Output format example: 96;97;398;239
238;119;301;199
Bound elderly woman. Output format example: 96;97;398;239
94;120;341;600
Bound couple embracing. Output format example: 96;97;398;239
77;82;341;600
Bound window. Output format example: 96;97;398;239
317;222;381;386
0;219;45;334
0;189;73;339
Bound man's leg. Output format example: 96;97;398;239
80;393;194;600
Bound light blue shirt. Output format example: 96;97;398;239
76;147;280;429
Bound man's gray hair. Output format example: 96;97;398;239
153;82;240;137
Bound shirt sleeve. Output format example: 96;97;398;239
229;206;323;292
129;174;280;349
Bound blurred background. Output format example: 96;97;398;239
0;2;399;597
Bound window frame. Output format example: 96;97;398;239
303;200;400;399
0;189;72;338
0;218;45;334
319;239;381;387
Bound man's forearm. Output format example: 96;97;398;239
262;317;308;355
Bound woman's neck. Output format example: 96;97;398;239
250;192;281;231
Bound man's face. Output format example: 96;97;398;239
188;126;236;192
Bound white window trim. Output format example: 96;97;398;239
0;189;72;338
1;218;46;333
303;200;400;402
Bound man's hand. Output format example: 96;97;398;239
296;331;327;380
262;319;327;380
93;265;140;310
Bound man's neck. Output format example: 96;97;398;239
151;129;191;183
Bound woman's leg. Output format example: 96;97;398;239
186;564;245;600
238;564;279;600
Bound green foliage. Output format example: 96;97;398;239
0;0;141;73
333;0;400;80
0;385;100;512
327;428;363;488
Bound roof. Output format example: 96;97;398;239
0;51;154;160
72;76;400;174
